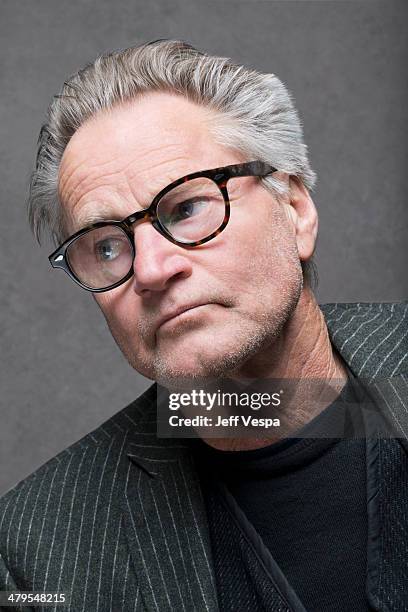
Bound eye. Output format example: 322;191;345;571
95;237;126;262
170;198;209;222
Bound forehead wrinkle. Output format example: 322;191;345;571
67;150;194;219
124;153;195;200
71;153;197;229
58;152;135;211
68;183;131;228
58;144;130;192
59;137;195;212
65;153;200;233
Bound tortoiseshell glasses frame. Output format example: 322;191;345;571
49;160;277;293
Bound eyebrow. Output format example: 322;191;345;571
72;195;140;231
76;210;125;229
71;183;160;231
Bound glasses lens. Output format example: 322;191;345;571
157;178;226;243
66;225;133;290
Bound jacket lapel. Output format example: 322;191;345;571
122;410;219;612
322;302;408;445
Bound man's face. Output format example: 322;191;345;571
58;92;303;385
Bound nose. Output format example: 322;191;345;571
131;221;193;296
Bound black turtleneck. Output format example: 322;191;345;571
190;376;373;611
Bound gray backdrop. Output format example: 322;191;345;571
1;0;407;495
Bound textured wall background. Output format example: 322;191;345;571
1;0;407;495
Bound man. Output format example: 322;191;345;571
0;39;407;612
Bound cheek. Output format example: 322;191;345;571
216;208;296;291
94;292;153;371
93;289;135;334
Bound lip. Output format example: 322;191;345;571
156;302;213;332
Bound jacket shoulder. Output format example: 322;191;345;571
0;383;157;542
320;302;408;377
0;385;156;602
320;301;407;319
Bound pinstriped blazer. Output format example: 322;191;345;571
0;302;407;612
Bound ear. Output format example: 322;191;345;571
283;176;318;261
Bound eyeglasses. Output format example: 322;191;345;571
49;160;277;292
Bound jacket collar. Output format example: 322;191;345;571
321;302;408;451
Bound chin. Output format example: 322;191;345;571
151;330;266;389
152;351;223;389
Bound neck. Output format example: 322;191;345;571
202;287;349;451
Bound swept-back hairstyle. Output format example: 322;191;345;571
28;39;318;286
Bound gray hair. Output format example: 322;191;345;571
28;39;317;285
